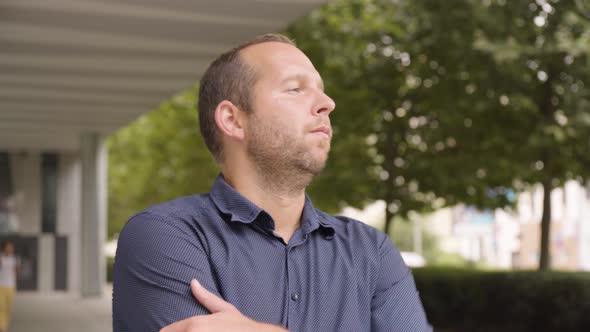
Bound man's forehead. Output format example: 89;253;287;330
240;42;321;82
241;42;315;70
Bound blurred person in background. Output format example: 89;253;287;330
0;240;18;332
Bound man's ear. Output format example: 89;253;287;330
214;100;245;141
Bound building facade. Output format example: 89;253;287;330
433;181;590;271
342;180;590;271
0;136;107;295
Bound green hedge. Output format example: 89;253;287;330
413;267;590;332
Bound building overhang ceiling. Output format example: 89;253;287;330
0;0;328;150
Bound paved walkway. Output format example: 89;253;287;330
9;286;112;332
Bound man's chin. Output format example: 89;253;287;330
303;155;328;177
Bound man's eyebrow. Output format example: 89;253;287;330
282;74;325;91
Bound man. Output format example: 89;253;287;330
113;34;432;332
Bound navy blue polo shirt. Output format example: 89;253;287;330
112;175;432;331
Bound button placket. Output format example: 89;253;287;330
285;245;302;332
287;247;299;303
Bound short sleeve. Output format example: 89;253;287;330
371;236;433;332
112;212;219;331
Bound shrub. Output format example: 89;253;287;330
413;267;590;332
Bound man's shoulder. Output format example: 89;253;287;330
141;193;213;218
117;193;221;254
315;209;389;244
121;193;219;233
314;209;399;271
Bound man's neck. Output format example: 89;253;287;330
221;167;308;243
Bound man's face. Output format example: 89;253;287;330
240;42;336;177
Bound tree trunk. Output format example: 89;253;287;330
539;179;552;271
538;65;555;271
384;205;394;237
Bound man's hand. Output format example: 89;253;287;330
160;279;287;332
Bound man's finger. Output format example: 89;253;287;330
190;279;234;313
159;316;191;332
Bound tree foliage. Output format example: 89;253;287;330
107;87;218;238
287;0;590;269
287;0;520;232
108;0;590;271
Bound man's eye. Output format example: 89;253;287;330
287;88;301;93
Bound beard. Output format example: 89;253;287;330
245;112;330;193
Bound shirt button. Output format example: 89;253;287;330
291;292;300;301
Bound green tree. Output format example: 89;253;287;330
466;0;590;270
107;87;218;238
288;0;590;270
108;0;590;273
288;0;517;235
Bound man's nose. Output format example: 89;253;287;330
313;90;336;116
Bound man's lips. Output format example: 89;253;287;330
310;126;331;137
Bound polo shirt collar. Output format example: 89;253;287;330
209;174;336;236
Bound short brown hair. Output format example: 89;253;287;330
198;33;295;162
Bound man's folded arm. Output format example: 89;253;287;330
112;212;218;331
371;235;433;332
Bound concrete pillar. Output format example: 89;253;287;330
57;153;81;293
38;234;55;292
80;133;107;297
